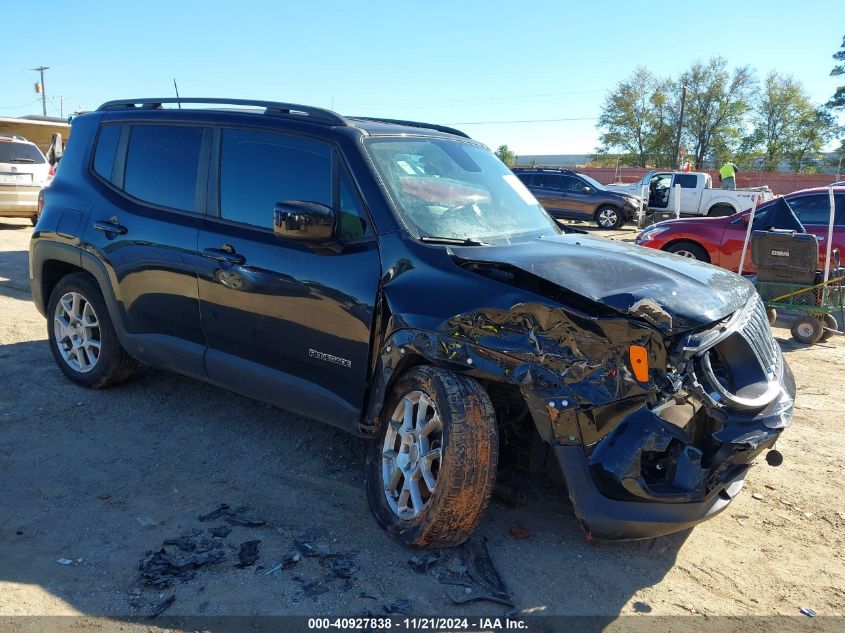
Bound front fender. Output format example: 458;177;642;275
361;328;580;443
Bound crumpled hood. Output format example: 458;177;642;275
452;233;755;334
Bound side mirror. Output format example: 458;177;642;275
582;186;592;193
273;201;335;243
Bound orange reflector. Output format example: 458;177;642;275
629;345;649;382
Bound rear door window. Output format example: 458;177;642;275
219;129;332;229
124;124;205;212
673;174;698;188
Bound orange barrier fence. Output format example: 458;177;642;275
574;168;841;196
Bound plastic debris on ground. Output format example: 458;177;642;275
235;540;261;568
800;607;817;617
149;594;175;619
383;598;413;615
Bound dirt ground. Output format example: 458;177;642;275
0;217;843;628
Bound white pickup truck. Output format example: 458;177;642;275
606;170;773;217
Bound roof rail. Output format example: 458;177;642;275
0;134;29;142
96;98;348;126
349;116;470;139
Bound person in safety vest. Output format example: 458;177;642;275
719;160;739;190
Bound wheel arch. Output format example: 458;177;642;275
31;241;130;342
705;201;739;216
661;238;712;263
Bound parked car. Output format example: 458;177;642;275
0;134;51;225
512;167;641;229
31;98;794;545
635;187;845;273
607;170;773;218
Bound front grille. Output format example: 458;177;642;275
685;296;784;411
737;297;781;380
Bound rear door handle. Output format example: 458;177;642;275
93;217;127;235
203;245;245;265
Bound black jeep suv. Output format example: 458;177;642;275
31;98;795;546
513;167;641;229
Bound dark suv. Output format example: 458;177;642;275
31;98;795;546
513;167;641;229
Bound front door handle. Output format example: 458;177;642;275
93;217;127;235
203;245;245;265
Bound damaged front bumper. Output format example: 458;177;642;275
561;296;796;540
368;282;794;540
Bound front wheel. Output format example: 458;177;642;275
46;272;137;388
664;241;710;262
366;366;498;548
595;205;624;229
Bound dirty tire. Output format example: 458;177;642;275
30;214;39;226
366;366;498;548
595;205;624;229
820;313;838;342
665;241;710;262
46;272;137;388
790;316;823;345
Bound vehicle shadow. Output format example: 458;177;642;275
0;250;32;298
0;218;33;231
0;336;687;626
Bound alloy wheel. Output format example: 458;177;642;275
598;208;618;228
53;291;101;373
381;391;443;520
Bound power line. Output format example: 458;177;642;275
0;99;42;111
344;88;608;110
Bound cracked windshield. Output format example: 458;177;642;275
367;138;558;243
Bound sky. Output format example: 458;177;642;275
1;0;842;156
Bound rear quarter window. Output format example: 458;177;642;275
92;124;122;181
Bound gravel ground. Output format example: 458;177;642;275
0;217;843;628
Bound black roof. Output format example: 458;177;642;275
96;98;471;140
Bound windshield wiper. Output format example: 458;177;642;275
9;157;35;163
419;236;488;246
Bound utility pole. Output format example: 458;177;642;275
672;83;687;169
56;96;66;118
31;66;49;116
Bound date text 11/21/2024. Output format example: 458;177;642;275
306;617;528;630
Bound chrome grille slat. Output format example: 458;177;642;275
739;298;780;377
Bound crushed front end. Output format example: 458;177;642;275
556;295;795;539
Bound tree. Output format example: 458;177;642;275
828;34;845;110
680;58;756;168
742;73;837;172
789;107;837;172
596;67;675;167
494;145;515;167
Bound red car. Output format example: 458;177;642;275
635;187;845;273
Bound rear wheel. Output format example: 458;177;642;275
595;205;624;229
46;273;137;388
665;241;710;262
791;316;823;345
366;366;498;548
